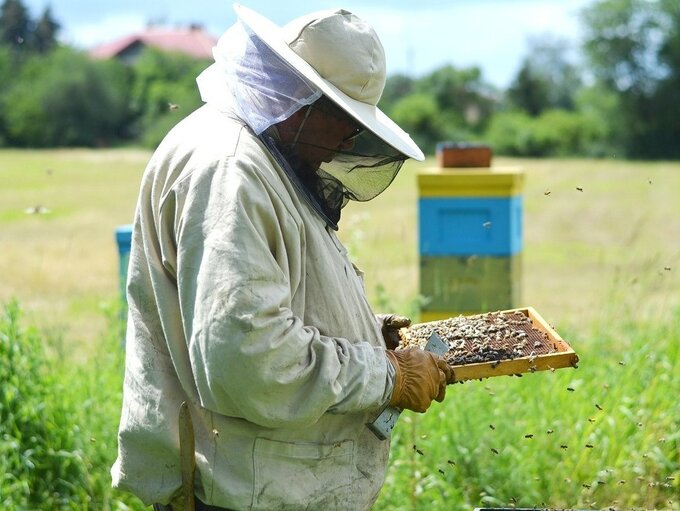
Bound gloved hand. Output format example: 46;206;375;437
385;348;454;413
377;313;411;350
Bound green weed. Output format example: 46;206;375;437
374;308;680;510
0;301;144;510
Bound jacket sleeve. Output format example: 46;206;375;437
160;153;392;429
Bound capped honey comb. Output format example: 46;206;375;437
398;307;578;382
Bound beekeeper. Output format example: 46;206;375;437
111;4;453;510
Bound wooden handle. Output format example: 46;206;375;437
178;401;196;511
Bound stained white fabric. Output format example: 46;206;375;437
111;105;395;510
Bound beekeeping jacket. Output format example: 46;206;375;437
111;102;397;509
112;7;425;510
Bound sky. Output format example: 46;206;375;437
21;0;595;88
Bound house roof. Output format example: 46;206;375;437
89;25;217;60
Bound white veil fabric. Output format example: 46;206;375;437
197;20;322;135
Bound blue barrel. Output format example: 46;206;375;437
115;224;133;303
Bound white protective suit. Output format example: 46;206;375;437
111;103;396;510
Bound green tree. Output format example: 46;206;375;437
507;63;550;117
581;0;680;158
0;45;11;144
507;35;583;116
32;6;59;53
389;93;443;153
0;0;30;49
379;73;415;114
129;47;209;146
416;65;496;132
2;47;130;146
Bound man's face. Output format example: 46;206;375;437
284;101;363;170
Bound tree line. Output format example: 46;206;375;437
1;0;679;159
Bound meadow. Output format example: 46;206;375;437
1;149;679;509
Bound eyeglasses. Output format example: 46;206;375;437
342;126;364;143
312;97;364;144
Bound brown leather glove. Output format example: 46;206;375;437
377;313;411;350
385;348;453;413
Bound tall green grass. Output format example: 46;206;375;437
375;307;680;510
2;297;678;509
0;301;144;510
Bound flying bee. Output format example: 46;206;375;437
582;483;591;489
664;266;671;271
618;480;626;485
524;434;534;439
588;418;596;423
489;424;496;430
447;459;456;466
585;444;594;449
438;469;445;476
560;444;568;449
544;190;551;196
483;221;492;229
567;386;575;392
415;448;424;456
576;187;583;192
595;403;603;410
546;429;554;434
212;428;219;438
491;448;499;455
618;360;625;366
168;102;180;111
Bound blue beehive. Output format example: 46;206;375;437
115;224;133;303
418;166;524;320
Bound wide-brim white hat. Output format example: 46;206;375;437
233;4;424;161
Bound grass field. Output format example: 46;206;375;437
2;149;679;347
1;149;679;509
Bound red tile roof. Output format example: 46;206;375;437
90;25;217;60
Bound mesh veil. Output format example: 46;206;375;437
197;20;321;133
197;19;407;229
